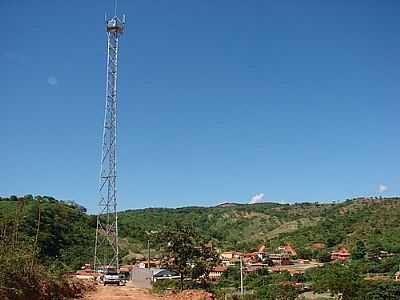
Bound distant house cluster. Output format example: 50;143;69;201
208;244;365;280
211;244;315;280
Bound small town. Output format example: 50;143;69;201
68;231;400;300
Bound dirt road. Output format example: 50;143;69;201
83;282;161;300
82;281;214;300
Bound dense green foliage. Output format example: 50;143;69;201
212;267;302;300
307;262;400;300
0;195;95;271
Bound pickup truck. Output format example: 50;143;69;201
103;270;123;286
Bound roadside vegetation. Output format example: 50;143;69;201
211;267;302;300
0;195;95;299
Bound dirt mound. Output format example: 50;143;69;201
0;276;96;300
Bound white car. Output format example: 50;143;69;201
103;270;123;286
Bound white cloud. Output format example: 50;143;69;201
249;193;265;204
47;76;57;86
378;184;388;193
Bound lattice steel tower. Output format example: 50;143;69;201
94;12;125;271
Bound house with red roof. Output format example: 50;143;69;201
331;247;350;262
209;266;228;280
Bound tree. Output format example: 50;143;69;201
352;240;367;260
217;265;241;289
23;194;34;201
364;281;400;299
297;247;313;260
326;234;343;248
367;240;384;260
315;249;331;263
262;283;301;300
157;223;218;290
191;243;219;287
309;263;363;300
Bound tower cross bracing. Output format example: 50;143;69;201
94;14;125;272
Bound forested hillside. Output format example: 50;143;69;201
1;195;400;265
118;197;400;259
118;202;325;255
0;195;95;271
273;198;400;254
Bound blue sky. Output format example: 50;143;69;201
2;0;400;212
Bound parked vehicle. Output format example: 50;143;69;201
103;269;122;286
152;269;180;282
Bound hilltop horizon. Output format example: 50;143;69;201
2;193;400;214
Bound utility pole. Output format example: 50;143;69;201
240;255;244;296
148;239;151;269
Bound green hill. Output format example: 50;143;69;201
1;195;400;267
0;195;95;271
118;202;325;254
118;197;400;258
273;198;400;254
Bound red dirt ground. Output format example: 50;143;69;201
82;282;213;300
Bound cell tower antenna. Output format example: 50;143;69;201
94;9;125;272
